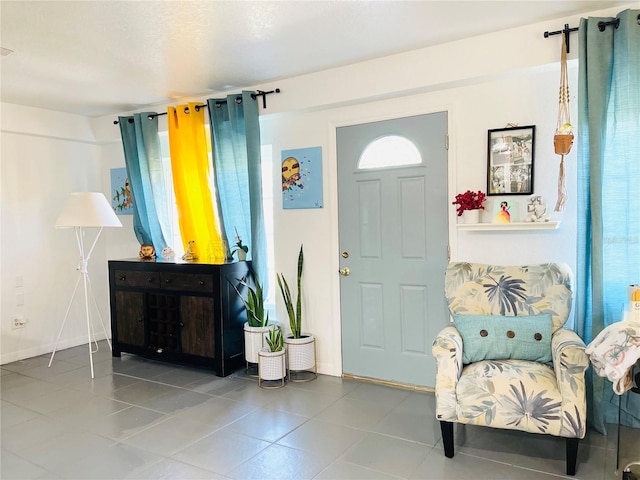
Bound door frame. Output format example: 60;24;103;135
325;103;458;377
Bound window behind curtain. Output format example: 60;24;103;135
157;132;275;313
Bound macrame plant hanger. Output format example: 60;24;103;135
553;33;574;212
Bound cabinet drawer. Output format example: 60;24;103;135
160;273;214;293
115;270;160;288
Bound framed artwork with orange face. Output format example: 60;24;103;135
281;146;323;209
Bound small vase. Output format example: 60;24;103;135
463;209;481;224
237;250;247;261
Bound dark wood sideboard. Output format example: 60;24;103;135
108;259;250;376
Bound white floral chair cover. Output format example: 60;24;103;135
432;262;588;476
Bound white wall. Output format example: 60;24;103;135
0;103;111;363
3;4;628;369
257;64;580;375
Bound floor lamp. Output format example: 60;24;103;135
49;192;122;378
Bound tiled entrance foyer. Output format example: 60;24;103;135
1;341;637;479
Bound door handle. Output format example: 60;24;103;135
339;267;350;276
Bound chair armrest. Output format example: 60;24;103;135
552;328;589;378
432;325;463;421
552;328;588;438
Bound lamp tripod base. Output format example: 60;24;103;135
48;227;112;379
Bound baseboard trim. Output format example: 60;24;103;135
1;334;109;365
342;373;434;393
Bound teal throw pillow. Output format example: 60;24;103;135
454;314;553;364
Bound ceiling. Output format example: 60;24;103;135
0;1;629;118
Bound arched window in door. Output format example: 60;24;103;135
357;135;422;170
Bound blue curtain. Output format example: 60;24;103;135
118;113;170;256
207;92;267;283
576;9;640;433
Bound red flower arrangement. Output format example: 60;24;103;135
452;190;486;216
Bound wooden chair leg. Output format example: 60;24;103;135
440;421;454;458
566;437;579;476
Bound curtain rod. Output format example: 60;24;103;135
114;88;280;125
544;19;620;53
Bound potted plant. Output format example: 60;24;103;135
232;272;270;369
258;325;287;388
277;245;317;381
265;324;284;352
452;190;486;224
554;122;574;155
231;227;249;261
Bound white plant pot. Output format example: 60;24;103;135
244;323;270;364
463;209;481;224
284;334;317;375
258;348;287;388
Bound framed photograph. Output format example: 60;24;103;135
487;125;535;195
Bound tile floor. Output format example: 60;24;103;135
1;341;638;480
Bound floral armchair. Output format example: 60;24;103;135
431;262;589;476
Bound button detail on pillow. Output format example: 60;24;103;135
453;314;553;364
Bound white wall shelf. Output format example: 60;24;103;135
457;221;560;231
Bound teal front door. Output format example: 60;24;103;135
337;112;449;387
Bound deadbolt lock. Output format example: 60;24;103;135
341;251;349;259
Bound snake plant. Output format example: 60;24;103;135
277;245;304;338
265;325;284;352
232;272;269;328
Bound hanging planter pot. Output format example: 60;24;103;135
553;33;573;212
553;132;574;155
258;348;287;388
284;334;317;382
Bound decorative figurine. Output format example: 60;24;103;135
182;240;198;261
525;195;550;222
139;244;156;260
161;247;175;259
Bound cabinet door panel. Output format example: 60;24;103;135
180;296;215;358
115;291;145;346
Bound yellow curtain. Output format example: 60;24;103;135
167;102;225;262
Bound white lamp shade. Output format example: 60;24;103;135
55;192;123;228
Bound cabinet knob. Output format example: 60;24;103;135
156;348;163;353
148;277;154;283
165;278;171;284
179;322;185;327
199;281;205;286
119;276;126;281
138;317;144;323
